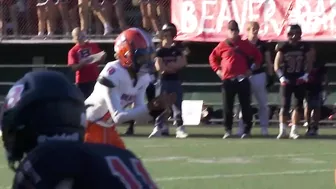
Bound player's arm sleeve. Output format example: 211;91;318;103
102;85;150;124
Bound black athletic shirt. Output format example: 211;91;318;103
276;41;311;80
252;39;269;75
156;44;183;81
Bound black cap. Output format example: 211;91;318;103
228;20;239;31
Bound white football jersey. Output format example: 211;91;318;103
85;60;152;127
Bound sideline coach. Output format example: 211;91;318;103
209;20;262;139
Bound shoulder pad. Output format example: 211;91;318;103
98;61;121;88
97;76;115;88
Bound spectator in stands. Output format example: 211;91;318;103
237;21;272;136
0;0;20;37
78;0;112;35
139;0;160;35
209;20;262;139
67;28;105;98
149;23;188;139
35;0;57;38
55;0;78;36
95;0;128;34
157;0;169;25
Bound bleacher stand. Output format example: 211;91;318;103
0;0;169;41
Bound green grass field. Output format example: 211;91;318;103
0;126;335;189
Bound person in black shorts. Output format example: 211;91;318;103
149;22;188;139
1;71;157;189
305;47;327;136
274;24;313;139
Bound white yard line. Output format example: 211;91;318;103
142;141;266;148
142;152;336;162
155;169;333;182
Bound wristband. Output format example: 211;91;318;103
276;70;283;78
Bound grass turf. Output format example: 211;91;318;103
0;125;335;189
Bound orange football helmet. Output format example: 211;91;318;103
114;28;155;72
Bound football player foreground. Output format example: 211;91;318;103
1;71;158;188
85;28;175;147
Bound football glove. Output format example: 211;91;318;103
296;73;309;85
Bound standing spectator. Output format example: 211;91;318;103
209;20;262;139
35;0;57;38
237;21;273;136
94;0;128;34
0;0;20;37
55;0;76;36
149;23;188;139
78;0;112;35
67;27;104;98
139;0;160;35
157;0;169;25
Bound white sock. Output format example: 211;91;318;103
104;24;111;29
291;125;297;133
279;123;286;131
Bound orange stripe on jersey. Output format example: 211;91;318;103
94;111;111;123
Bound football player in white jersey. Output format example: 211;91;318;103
84;28;175;148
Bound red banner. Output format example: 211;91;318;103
171;0;336;42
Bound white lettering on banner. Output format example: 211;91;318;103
199;0;216;33
181;1;198;33
174;0;336;41
259;0;281;35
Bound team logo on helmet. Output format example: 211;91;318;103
4;84;24;110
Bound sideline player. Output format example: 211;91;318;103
304;47;327;135
274;24;313;139
1;71;158;188
85;27;175;147
150;22;188;138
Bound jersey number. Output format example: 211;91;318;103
105;156;157;189
285;56;304;73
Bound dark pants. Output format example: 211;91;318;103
155;80;183;127
280;83;306;116
146;82;156;101
222;78;252;134
77;81;95;99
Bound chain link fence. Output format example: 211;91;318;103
0;0;170;40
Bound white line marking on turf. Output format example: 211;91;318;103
155;169;333;182
142;152;336;162
142;141;266;148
